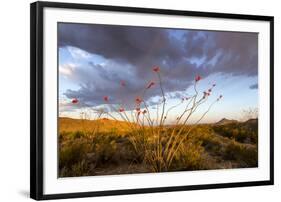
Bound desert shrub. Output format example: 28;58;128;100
59;131;70;142
62;131;142;173
59;138;93;169
192;128;225;155
71;160;90;176
94;138;117;163
213;124;236;138
126;130;150;163
224;141;258;167
60;160;90;177
59;131;89;142
71;131;87;139
169;140;206;171
213;123;258;144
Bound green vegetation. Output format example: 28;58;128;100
213;120;258;144
59;118;258;177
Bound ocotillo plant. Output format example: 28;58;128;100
72;66;223;172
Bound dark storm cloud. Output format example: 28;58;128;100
59;23;258;108
64;61;145;108
59;23;183;66
249;83;258;90
182;31;258;76
207;32;258;76
63;60;193;109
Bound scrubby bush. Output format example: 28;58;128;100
213;123;258;144
59;138;92;169
169;140;206;171
224;141;258;167
59;131;141;177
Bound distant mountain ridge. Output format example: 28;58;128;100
215;118;258;125
244;118;258;124
215;118;238;125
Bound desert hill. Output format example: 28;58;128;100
244;118;258;124
59;117;134;133
215;118;238;125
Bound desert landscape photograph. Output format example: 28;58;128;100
58;23;258;177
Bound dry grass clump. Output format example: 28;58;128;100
59;131;140;177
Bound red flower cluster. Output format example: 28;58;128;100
152;66;160;72
120;80;126;87
195;75;202;82
71;98;78;104
146;81;155;89
135;97;142;105
119;108;125;112
71;98;79;104
103;96;109;102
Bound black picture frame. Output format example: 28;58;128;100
30;1;274;200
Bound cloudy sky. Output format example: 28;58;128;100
58;23;258;123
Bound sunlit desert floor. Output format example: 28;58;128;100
59;117;258;177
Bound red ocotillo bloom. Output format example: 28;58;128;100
195;75;202;82
146;81;155;89
119;108;125;112
152;66;160;72
120;80;126;87
135;97;142;105
71;98;78;104
103;96;109;102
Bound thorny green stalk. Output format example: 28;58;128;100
167;99;218;167
86;66;221;172
158;72;166;127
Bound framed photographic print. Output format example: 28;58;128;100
30;1;274;200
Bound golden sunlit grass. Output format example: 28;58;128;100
59;117;258;177
59;117;133;135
